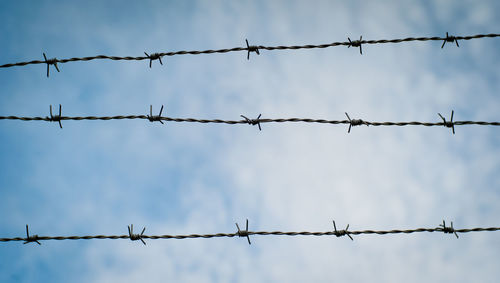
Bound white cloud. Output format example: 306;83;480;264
1;0;499;282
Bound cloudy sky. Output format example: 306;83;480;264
0;0;499;282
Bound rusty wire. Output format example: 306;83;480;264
2;220;499;245
0;106;498;133
0;33;498;76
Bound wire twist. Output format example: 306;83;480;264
128;224;147;245
2;221;498;245
345;112;367;133
333;220;353;240
1;108;499;132
246;39;260;60
1;33;498;75
147;105;164;124
144;52;163;68
438;220;459;238
23;225;41;245
47;104;63;128
43;53;60;77
348;36;363;54
438;110;455;134
236;219;251;245
442;32;460;48
240;114;262;130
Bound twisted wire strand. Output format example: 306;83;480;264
1;115;499;127
0;33;498;69
1;226;498;243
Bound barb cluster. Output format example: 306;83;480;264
128;224;147;245
348;36;363;54
240;114;262;131
438;110;455;134
23;225;41;245
147;105;165;124
144;52;163;68
3;220;498;246
438;220;459;238
47;104;63;128
43;53;60;77
236;219;251;245
442;32;460;48
1;33;498;76
1;107;499;133
332;220;353;240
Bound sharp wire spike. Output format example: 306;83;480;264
359;35;363;54
43;53;59;77
48;104;63;128
345;112;352;133
439;220;459;239
148;105;165;124
236;219;251;245
43;53;49;77
438;110;455;134
345;112;365;133
347;36;363;54
246;39;260;60
23;225;41;245
442;32;459;48
159;105;164;118
58;104;62;129
145;52;152;68
128;224;146;245
240;114;262;131
144;52;163;68
332;220;353;240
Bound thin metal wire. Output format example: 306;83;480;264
0;33;498;72
1;220;498;245
0;106;498;132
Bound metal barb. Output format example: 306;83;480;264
1;221;499;244
43;53;60;77
246;39;260;60
345;112;365;133
48;104;63;128
144;52;163;68
333;220;354;240
240;114;262;131
441;32;460;48
128;224;147;245
438;110;455;134
2;109;500;130
23;225;41;245
439;220;459;239
2;33;499;71
147;105;164;124
235;219;251;245
348;36;363;54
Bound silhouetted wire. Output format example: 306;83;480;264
3;221;499;245
0;107;498;133
0;33;498;75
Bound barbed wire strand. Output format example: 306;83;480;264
0;33;498;75
2;220;499;245
0;106;499;133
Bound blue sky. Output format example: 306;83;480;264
0;0;499;282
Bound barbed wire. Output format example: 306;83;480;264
0;33;498;76
0;106;499;133
2;220;499;246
